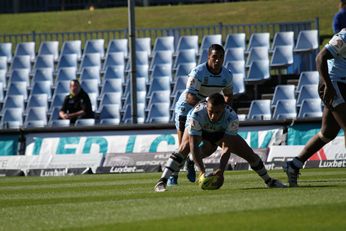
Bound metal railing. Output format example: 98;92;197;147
0;18;319;51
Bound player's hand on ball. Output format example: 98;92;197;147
198;170;224;190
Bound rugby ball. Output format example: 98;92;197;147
199;172;224;190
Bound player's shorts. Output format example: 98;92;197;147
319;80;346;108
174;101;194;131
201;131;225;145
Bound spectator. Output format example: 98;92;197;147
59;79;94;124
333;0;346;33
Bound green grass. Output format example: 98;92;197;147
0;168;346;230
0;0;338;38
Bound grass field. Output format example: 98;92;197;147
0;168;346;230
0;0;338;38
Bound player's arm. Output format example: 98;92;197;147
189;135;206;174
186;68;201;106
186;92;199;106
223;93;233;105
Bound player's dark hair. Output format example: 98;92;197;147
208;93;225;106
70;79;80;86
208;44;225;56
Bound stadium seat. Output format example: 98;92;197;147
100;79;123;97
7;82;28;100
103;66;125;84
0;82;4;103
123;77;146;98
247;99;271;120
49;93;65;112
298;98;323;118
14;42;35;61
296;71;319;93
9;69;30;86
54;81;70;95
88;92;98;112
11;55;31;71
80;79;99;96
224;48;245;63
175;63;196;79
60;40;82;60
147;76;171;97
146;102;170;123
49;119;70;127
0;69;6;89
49;107;61;121
31;81;52;99
296;84;319;107
57;54;78;70
56;67;77;83
126;51;149;70
99;92;122;108
272;99;297;120
271;85;295;107
0;56;7;72
237;114;247;121
99;105;121;125
123;91;146;108
38;41;59;61
294;30;319;52
172;76;188;96
84;39;105;58
200;34;222;53
24;107;47;128
226;60;245;75
80;53;101;70
1;108;23;129
80;66;101;84
224;33;246;50
150;64;172;80
135;65;149;79
122;103;145;124
2;95;25;112
270;45;294;68
75;118;95;127
174;49;196;68
153;36;175;53
0;42;12;62
246;60;270;83
246;46;269;67
150;50;173;69
246;32;270;53
232;73;245;96
106;39;128;58
176;35;198;54
271;31;294;52
198;49;208;64
103;52;125;71
147;91;171;106
136;37;151;56
34;55;55;71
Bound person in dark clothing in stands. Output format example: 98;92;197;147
333;0;346;33
59;79;94;124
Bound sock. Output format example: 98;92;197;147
291;157;304;169
160;152;186;182
250;159;271;184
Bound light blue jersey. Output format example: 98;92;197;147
186;101;239;140
174;62;233;130
325;29;346;83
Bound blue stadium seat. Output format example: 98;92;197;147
232;73;245;96
54;81;70;95
246;32;270;53
123;91;146;108
296;71;319;93
246;60;270;83
294;30;319;52
296;84;319;107
11;55;31;71
176;35;198;54
226;60;245;75
198;49;208;64
32;68;54;87
147;91;171;107
246;46;269;67
225;48;245;63
1;108;23;129
272;99;297;120
225;33;246;50
150;50;173;69
75;118;95;127
14;42;35;61
271;31;294;52
0;82;4;103
80;67;101;84
175;63;196;79
0;56;7;72
150;64;172;80
123;77;146;98
135;65;149;79
247;99;271;120
100;79;122;97
34;55;55;71
0;69;5;89
80;53;101;70
0;42;12;62
298;98;323;118
56;67;77;83
57;54;78;70
38;41;59;61
103;66;125;84
200;34;222;53
107;39;128;58
122;103;145;124
153;36;175;53
271;85;295;107
172;76;188;96
136;37;151;56
174;49;196;68
99;92;122;108
80;79;99;97
31;81;52;99
24;107;47;128
49;107;61;121
147;76;171;97
126;51;149;70
103;52;125;71
99;105;121;125
10;69;30;86
7;82;28;100
146;102;170;123
60;40;82;60
49;93;65;112
270;45;294;68
84;39;105;58
2;95;25;112
88;92;98;112
49;119;70;127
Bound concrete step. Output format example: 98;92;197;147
261;93;273;100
